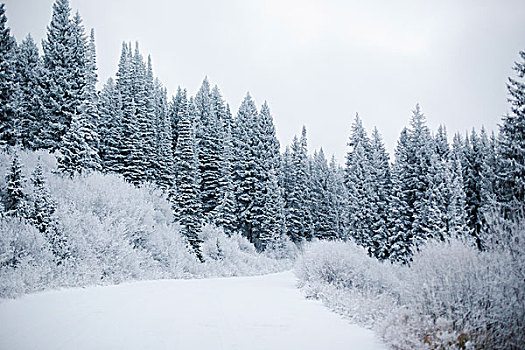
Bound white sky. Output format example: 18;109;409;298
4;0;525;161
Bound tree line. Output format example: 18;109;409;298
0;0;523;263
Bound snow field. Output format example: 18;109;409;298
0;271;385;350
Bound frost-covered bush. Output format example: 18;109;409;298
385;240;489;349
0;150;292;299
0;217;54;297
197;226;293;277
295;236;525;349
295;240;399;327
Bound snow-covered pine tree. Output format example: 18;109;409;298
84;28;97;93
344;114;375;250
153;78;174;192
3;152;29;218
405;104;439;247
447;155;469;237
252;102;284;250
387;128;412;263
115;42;142;184
29;159;55;233
346;141;375;248
41;0;86;150
98;78;124;173
211;87;237;233
434;125;450;161
285;127;314;243
127;43;154;183
328;156;348;239
0;3;17;147
368;127;392;260
497;50;525;217
29;159;70;263
56;102;101;175
173;94;204;262
83;28;100;153
256;167;285;250
13;34;46;150
232;93;259;241
55;13;100;175
463;129;494;248
310;148;338;240
196;78;224;221
168;86;184;152
280;146;293;209
479;127;498;215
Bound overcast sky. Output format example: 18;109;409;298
4;0;525;161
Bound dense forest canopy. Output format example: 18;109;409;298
0;0;524;264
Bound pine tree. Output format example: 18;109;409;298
251;101;284;249
41;0;85;150
29;160;55;233
463;129;493;247
345;141;374;247
13;34;46;149
310;149;338;240
344;114;374;249
405;104;438;247
434;125;450;161
446;156;469;237
168;86;184;152
0;3;17;147
328;156;348;239
387;128;412;263
115;42;142;184
153;79;174;192
56;15;101;175
232;93;259;241
285;127;313;243
29;159;70;263
173;94;204;262
98;78;124;173
213;89;237;234
497;50;525;217
256;167;285;250
56;105;101;176
3;152;29;218
368;127;392;259
196;78;224;220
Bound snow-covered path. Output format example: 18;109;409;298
0;271;385;350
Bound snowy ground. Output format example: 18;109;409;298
0;271;385;350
